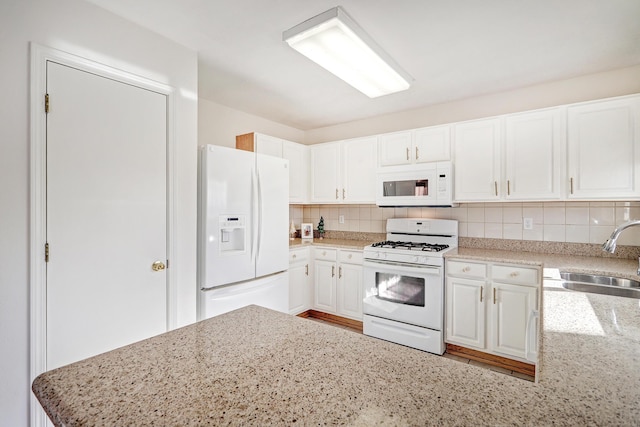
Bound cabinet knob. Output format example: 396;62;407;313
348;254;352;259
462;266;471;273
292;254;297;259
322;251;326;256
510;271;520;277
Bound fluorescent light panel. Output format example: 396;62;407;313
283;7;412;98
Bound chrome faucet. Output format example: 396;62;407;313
602;219;640;275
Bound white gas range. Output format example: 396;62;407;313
362;218;458;355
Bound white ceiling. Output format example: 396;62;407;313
85;0;640;130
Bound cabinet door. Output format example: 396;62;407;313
567;96;640;199
255;133;283;157
453;118;501;201
505;109;565;200
337;262;362;320
342;136;377;203
314;260;336;313
283;141;309;203
378;131;412;166
310;142;341;202
445;276;485;349
288;250;310;315
490;283;537;360
414;125;451;163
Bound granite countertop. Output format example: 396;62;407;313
289;237;375;250
33;294;640;425
446;247;639;280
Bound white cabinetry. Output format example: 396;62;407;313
313;248;337;312
282;141;309;203
310;143;341;203
288;247;311;315
336;250;363;319
453;118;502;201
313;247;363;320
446;259;540;363
504;108;565;200
310;137;377;203
567;96;640;199
454;109;565;202
379;126;450;167
236;132;309;203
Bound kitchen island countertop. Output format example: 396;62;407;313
33;277;640;427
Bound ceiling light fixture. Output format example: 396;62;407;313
283;6;413;98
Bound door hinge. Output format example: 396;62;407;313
45;242;50;263
44;94;49;113
166;259;169;269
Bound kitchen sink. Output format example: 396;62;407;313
560;271;640;299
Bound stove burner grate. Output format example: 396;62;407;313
370;240;449;252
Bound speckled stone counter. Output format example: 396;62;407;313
446;247;639;280
33;299;640;425
289;237;376;250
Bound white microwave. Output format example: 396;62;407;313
375;161;454;207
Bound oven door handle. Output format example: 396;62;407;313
363;260;441;275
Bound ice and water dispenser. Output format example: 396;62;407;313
218;216;246;253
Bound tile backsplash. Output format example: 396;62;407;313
290;201;640;246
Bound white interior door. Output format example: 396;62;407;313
46;61;168;369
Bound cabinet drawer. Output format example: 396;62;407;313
338;250;363;264
492;264;539;285
447;260;487;279
314;248;337;261
289;248;309;264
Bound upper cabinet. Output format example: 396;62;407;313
236;132;309;203
504;108;565;201
379;125;450;167
454;109;565;202
310;136;378;203
567;96;640;199
453;118;502;201
310;142;341;203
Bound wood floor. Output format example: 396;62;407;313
305;316;535;382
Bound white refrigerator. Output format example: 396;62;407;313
198;145;289;320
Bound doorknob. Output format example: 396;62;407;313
151;261;166;271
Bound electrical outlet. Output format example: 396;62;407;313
339;215;345;224
523;217;533;230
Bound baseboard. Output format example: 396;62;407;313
297;310;363;332
446;343;535;377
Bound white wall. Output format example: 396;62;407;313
305;65;640;143
0;0;198;425
199;98;305;147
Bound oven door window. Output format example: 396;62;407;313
375;272;425;307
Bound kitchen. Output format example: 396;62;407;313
3;0;640;425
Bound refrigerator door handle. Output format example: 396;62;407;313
251;167;259;265
256;168;263;264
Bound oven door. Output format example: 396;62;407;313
363;260;443;330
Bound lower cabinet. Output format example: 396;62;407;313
313;247;363;320
445;259;540;363
336;250;363;320
314;248;337;313
288;247;311;315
